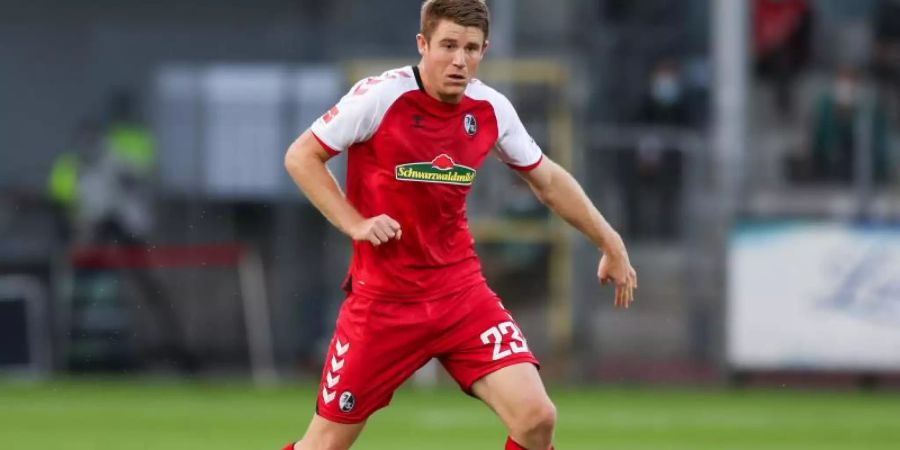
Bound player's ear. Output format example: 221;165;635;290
416;33;428;56
481;39;489;56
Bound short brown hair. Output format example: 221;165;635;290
420;0;490;43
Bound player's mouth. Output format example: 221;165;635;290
446;74;467;84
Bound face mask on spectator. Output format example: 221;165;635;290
652;75;681;106
834;79;859;108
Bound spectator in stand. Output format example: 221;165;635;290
753;0;813;118
619;58;686;240
809;65;890;184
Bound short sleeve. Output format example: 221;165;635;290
309;78;383;155
492;93;544;171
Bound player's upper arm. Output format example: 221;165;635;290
285;130;333;170
516;156;572;205
490;91;544;172
308;71;413;155
515;155;555;190
307;80;379;155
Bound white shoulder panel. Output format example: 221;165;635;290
465;79;544;170
310;66;418;153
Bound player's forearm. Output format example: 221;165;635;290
536;166;626;255
284;143;364;237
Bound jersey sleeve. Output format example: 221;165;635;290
492;93;544;171
309;78;383;155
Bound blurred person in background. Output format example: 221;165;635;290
636;58;689;125
282;1;637;449
874;0;900;92
78;90;156;244
618;58;686;240
753;0;813;118
874;0;900;147
49;91;197;372
49;97;156;246
809;65;890;184
47;119;102;241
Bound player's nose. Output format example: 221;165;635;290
451;49;466;67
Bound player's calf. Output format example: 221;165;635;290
293;414;365;450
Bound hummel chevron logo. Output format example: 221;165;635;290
336;339;350;356
331;355;344;372
322;387;335;404
326;371;340;388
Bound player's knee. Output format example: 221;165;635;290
512;398;557;439
532;400;558;436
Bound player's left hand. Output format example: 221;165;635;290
597;247;637;309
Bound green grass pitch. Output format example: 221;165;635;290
1;379;898;449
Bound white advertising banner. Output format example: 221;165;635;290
727;222;900;371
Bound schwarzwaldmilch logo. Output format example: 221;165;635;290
395;154;476;186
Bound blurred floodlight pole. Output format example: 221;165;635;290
712;0;749;367
487;0;515;57
712;0;749;216
854;96;874;218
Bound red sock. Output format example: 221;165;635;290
281;443;295;450
505;436;554;450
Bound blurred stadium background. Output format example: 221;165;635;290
1;0;899;448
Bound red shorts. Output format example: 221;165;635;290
314;282;539;424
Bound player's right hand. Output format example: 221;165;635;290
598;247;637;310
349;214;402;246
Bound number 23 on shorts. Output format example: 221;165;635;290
480;320;529;361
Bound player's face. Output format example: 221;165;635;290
417;19;488;103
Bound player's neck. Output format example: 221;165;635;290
416;62;464;104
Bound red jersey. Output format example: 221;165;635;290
309;65;543;302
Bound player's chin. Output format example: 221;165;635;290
442;83;467;95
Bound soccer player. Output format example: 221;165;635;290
282;1;637;449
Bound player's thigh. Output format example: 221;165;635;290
297;414;366;450
437;284;540;394
470;362;556;432
434;285;553;429
315;293;432;424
